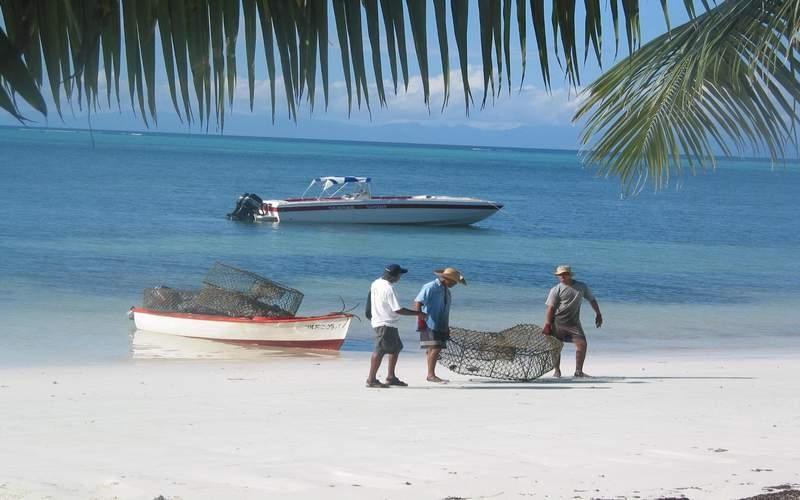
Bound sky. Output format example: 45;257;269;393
0;2;693;150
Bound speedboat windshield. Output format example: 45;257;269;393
302;176;372;199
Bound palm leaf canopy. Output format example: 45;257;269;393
0;0;798;190
575;0;800;192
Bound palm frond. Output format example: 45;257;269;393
0;0;648;126
575;0;800;193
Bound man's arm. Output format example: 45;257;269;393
414;301;427;330
394;306;422;317
590;299;602;328
542;305;556;335
387;288;422;317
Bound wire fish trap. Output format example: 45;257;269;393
143;287;200;313
438;324;563;381
203;262;304;316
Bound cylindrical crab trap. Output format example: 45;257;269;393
203;262;304;316
141;263;304;318
143;287;199;313
438;324;563;381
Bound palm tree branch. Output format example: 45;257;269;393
575;0;800;191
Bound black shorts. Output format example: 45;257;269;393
374;326;403;355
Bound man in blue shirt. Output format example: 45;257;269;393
415;267;467;383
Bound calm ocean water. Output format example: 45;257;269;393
1;126;798;365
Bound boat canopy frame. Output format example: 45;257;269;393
301;176;373;200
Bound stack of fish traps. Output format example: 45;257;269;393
438;324;563;381
142;262;304;318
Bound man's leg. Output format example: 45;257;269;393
574;337;588;376
386;353;399;380
427;347;448;382
367;351;384;383
426;347;439;377
553;349;562;378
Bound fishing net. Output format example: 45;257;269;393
203;262;303;316
438;324;563;381
141;263;303;318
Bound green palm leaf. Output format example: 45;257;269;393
433;0;449;110
407;0;429;109
364;0;386;107
450;0;472;112
575;0;800;192
0;28;47;116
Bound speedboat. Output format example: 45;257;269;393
228;177;503;225
130;308;353;350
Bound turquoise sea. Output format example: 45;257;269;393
1;126;798;366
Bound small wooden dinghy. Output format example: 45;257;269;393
131;263;352;351
131;308;352;350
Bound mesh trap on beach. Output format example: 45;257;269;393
438;324;563;381
142;263;303;318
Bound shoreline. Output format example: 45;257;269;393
1;353;798;499
4;337;800;369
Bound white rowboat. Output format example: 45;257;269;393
131;308;352;350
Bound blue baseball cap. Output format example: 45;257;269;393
384;264;408;276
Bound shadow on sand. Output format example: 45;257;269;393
405;374;756;390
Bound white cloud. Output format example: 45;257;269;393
13;61;583;139
224;65;584;130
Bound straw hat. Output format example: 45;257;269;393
434;267;467;285
554;265;573;276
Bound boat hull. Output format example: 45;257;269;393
132;308;352;350
257;198;502;225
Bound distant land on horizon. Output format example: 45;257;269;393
0;124;582;155
2;124;795;165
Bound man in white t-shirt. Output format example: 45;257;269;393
365;264;424;388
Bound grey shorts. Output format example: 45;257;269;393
420;329;448;349
374;326;403;355
553;325;585;344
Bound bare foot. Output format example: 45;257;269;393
553;369;562;378
426;376;449;384
573;371;591;378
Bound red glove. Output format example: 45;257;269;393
417;314;427;332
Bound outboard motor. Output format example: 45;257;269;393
227;193;264;221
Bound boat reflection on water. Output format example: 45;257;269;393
131;329;342;360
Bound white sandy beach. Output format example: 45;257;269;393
1;352;798;500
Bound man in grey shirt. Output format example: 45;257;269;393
543;265;603;378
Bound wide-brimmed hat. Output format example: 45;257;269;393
554;265;573;276
434;267;467;285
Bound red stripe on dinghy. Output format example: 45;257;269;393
183;337;346;350
132;308;352;323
